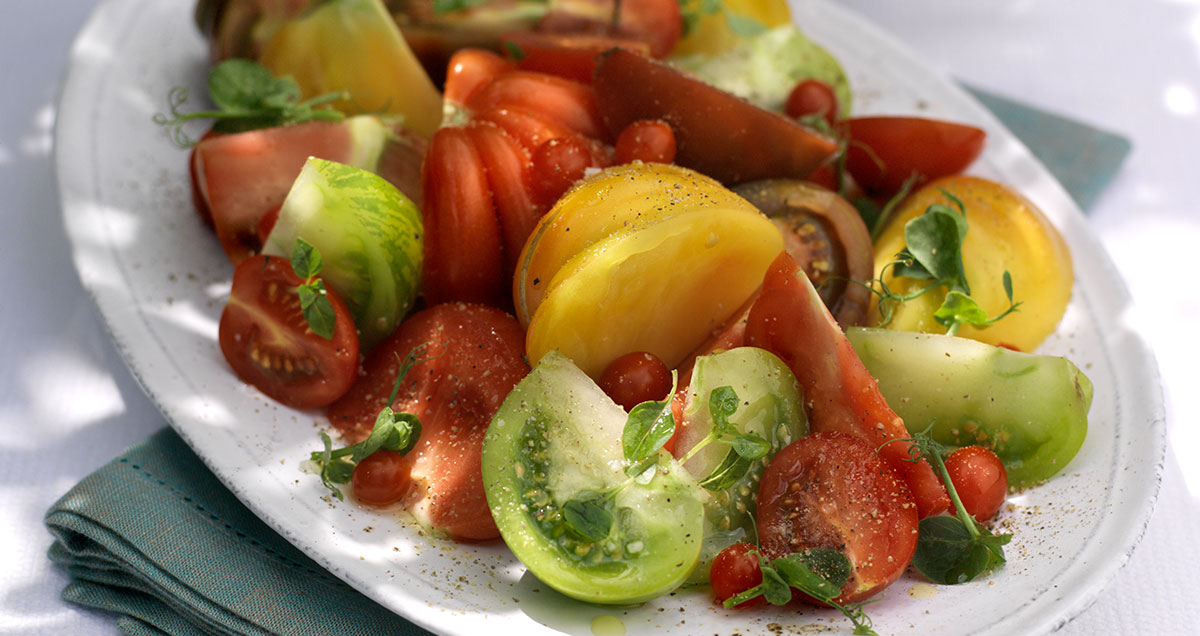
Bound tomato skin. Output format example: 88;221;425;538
218;255;359;409
351;450;414;507
593;49;839;185
421;127;508;307
443;48;516;107
597;351;672;411
945;446;1009;522
614;119;676;165
536;0;682;58
710;542;766;609
466;71;606;141
529;134;608;206
464;121;538;278
500;31;652;84
843;116;986;197
756;432;918;604
745;252;949;518
327;303;529;541
785;79;839;127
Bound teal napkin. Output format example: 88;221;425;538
45;428;433;636
45;92;1129;636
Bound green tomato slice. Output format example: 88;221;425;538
263;155;422;351
482;351;705;604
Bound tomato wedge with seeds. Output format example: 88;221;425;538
757;432;918;604
443;48;517;107
327;303;529;541
218;254;358;409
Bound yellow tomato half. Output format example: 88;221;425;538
673;0;793;57
869;176;1073;352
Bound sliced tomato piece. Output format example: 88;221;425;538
326;303;529;541
218;254;359;409
536;0;682;58
757;432;918;604
420;127;508;307
593;49;839;185
843;116;986;197
466;70;607;141
500;30;651;83
464;121;540;277
471;105;579;153
744;252;950;518
443;48;517;107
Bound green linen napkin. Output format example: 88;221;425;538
45;92;1129;636
45;427;433;636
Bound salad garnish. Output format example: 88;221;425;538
309;341;443;500
887;425;1013;584
288;238;336;340
154;58;347;147
869;192;1022;335
678;385;772;490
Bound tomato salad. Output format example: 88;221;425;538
167;0;1092;631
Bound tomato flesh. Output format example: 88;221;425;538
326;303;528;541
757;432;918;604
945;446;1009;522
843;116;986;197
218;255;359;409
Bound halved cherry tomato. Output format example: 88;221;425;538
536;0;683;58
351;450;414;507
614;119;676;165
443;48;517;107
745;252;949;518
945;446;1009;522
710;542;766;609
500;31;652;84
218;254;358;409
785;79;840;127
757;432;918;604
327;303;529;541
597;351;672;411
593;49;839;185
843;116;986;197
421;127;508;307
466;71;607;140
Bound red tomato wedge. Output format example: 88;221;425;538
464;121;539;277
471;105;579;154
465;71;607;141
218;254;359;409
744;253;950;518
443;48;516;107
326;303;529;541
420;127;508;307
843;116;986;197
757;432;918;604
592;49;839;185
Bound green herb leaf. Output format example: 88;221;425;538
698;447;753;491
502;41;526;61
724;9;767;38
290;237;322;279
730;433;771;460
898;204;970;293
300;282;336;340
913;515;1001;584
774;548;851;600
562;492;615;542
622;398;676;463
432;0;492;13
933;290;989;330
709;385;740;434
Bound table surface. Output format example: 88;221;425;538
3;0;1198;634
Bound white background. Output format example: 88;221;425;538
2;0;1198;634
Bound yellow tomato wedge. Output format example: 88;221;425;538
869;176;1073;352
258;0;442;138
673;0;793;57
526;206;783;378
513;163;755;326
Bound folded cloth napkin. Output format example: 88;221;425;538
45;427;433;636
45;92;1129;636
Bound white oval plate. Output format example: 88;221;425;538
56;0;1165;634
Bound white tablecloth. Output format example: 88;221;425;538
3;0;1197;633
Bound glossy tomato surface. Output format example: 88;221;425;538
596;350;672;411
757;432;918;604
326;303;528;541
945;445;1009;523
218;254;359;409
709;542;766;609
351;450;414;507
843;116;986;196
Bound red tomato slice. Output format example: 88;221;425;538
470;106;579;154
757;432;918;604
443;48;517;107
500;30;652;84
218;254;359;409
745;252;950;518
466;71;607;141
420;127;508;307
326;303;529;541
843;116;986;197
593;49;839;185
464;121;539;278
536;0;683;58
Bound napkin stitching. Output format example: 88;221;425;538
118;457;336;582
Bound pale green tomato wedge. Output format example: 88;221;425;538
482;351;705;604
847;327;1092;489
263;157;422;351
673;347;807;582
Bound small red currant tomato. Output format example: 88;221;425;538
784;79;839;127
614;119;677;165
944;446;1008;522
351;450;414;507
597;351;673;411
710;542;766;609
